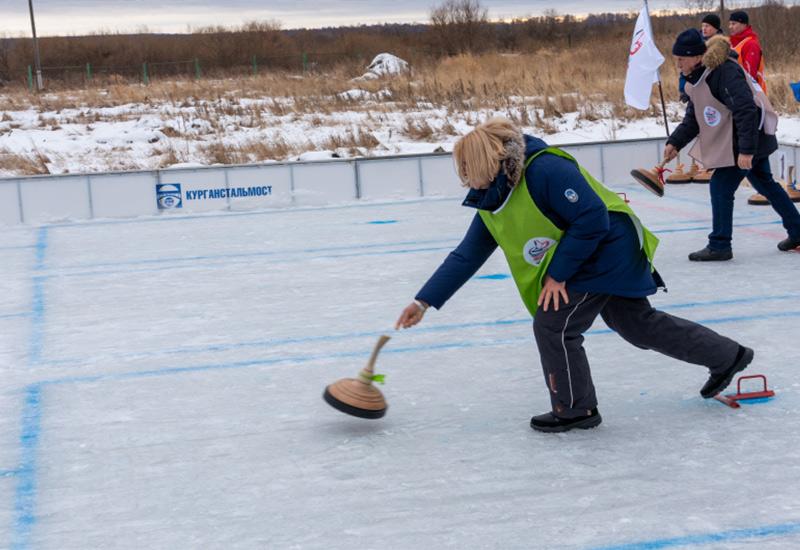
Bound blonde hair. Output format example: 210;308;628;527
453;117;522;187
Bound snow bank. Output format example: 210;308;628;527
353;53;409;81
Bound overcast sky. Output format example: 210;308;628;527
0;0;720;36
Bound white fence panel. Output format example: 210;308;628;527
601;141;661;186
794;145;800;184
359;158;420;200
420;156;461;196
292;161;356;206
2;138;797;226
90;172;159;219
0;182;21;225
771;146;796;183
560;144;604;181
225;165;293;210
20;176;90;224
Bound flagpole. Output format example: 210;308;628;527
645;0;670;138
657;81;670;138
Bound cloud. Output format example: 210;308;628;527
0;1;683;36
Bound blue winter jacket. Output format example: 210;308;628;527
415;135;659;310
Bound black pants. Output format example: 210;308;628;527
708;157;800;251
532;291;741;418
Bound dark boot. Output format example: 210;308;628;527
777;236;800;251
700;346;754;398
530;408;602;433
688;247;733;262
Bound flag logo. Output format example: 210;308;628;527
630;30;645;55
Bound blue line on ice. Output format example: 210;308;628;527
31;308;800;386
0;312;31;320
9;308;800;549
49;245;461;278
2;199;789;548
43;196;459;228
10;227;49;549
50;237;460;271
33;228;47;270
28;278;46;366
655;220;781;234
589;520;800;549
28;228;48;366
34;219;785;279
11;385;42;550
34;293;800;367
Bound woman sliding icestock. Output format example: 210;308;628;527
397;117;753;433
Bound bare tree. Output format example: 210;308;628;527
0;37;13;84
683;0;718;11
430;0;489;55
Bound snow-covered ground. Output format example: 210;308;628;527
3;87;800;178
1;178;799;549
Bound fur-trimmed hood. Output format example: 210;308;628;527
462;134;548;211
703;34;732;71
499;132;526;188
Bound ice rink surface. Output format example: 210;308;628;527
1;179;799;550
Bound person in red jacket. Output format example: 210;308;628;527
728;11;766;93
729;10;771;205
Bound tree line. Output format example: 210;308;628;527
0;0;798;87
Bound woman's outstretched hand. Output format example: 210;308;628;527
395;301;428;329
538;275;569;312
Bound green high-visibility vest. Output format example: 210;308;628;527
478;147;659;317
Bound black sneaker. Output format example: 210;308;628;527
778;236;800;251
688;247;733;261
700;346;754;398
530;408;602;433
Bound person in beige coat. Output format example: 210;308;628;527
660;30;800;259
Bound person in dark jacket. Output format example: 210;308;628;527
670;13;725;184
395;117;754;433
700;13;723;39
664;29;800;259
678;13;724;102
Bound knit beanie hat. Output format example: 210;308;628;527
730;11;749;25
701;13;721;31
672;28;707;57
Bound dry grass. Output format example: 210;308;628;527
320;128;381;150
2;43;797;119
0;148;51;175
198;137;312;165
2;5;799;176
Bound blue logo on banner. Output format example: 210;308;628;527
156;183;182;209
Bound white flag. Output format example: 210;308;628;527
624;3;665;110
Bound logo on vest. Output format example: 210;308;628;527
703;106;721;127
522;238;556;267
564;189;579;203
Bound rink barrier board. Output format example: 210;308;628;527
1;138;797;226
